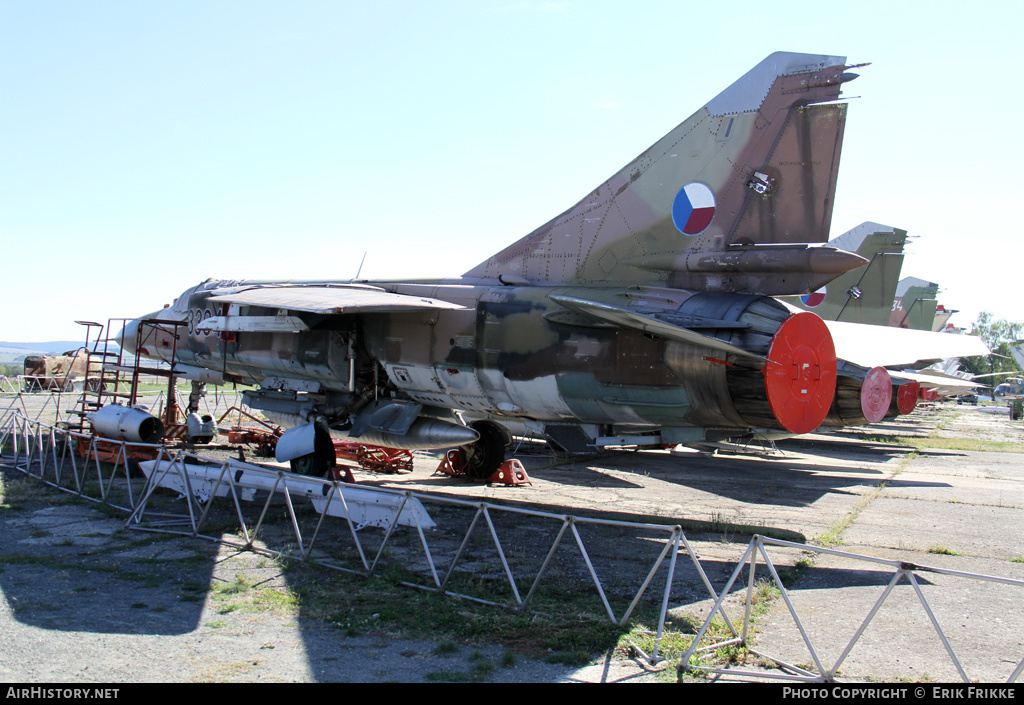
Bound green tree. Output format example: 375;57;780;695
959;312;1024;379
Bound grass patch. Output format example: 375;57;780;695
927;546;960;556
425;670;470;683
432;641;459;656
865;434;1021;454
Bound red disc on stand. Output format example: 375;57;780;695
861;366;893;423
895;380;920;415
763;312;837;434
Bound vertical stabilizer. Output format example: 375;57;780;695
781;222;907;325
890;277;940;330
465;52;859;291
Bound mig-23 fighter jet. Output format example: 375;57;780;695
121;52;987;478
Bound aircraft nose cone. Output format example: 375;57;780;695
118;319;140;354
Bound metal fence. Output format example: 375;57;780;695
3;410;1023;681
680;535;1024;683
0;411;727;664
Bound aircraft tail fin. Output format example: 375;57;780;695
465;52;861;292
890;277;939;330
781;222;907;325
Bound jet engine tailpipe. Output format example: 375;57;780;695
823;366;892;428
755;311;839;434
666;296;838;434
887;380;920;418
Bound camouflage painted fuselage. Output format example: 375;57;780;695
139;278;792;442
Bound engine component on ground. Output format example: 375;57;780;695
90;404;165;444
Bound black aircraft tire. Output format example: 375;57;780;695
459;421;507;480
289;454;317;475
289;424;337;476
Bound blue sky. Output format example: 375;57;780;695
2;0;1022;342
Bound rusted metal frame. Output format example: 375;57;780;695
216;404;278;432
366;492;414;577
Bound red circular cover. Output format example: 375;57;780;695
860;366;892;423
895;380;920;415
762;312;837;434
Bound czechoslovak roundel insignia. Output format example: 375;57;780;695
801;287;827;308
672;182;716;236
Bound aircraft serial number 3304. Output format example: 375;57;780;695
122;52;987;478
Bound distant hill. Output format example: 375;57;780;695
0;341;93;355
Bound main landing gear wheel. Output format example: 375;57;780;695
289;424;337;477
458;420;510;479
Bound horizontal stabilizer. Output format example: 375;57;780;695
825;320;989;368
890;370;981;391
209;285;467;314
550;295;765;362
